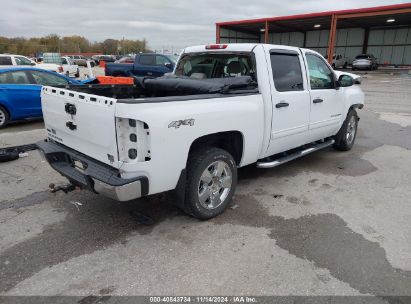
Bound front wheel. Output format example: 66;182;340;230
333;109;359;151
184;147;238;219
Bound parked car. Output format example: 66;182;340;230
0;54;64;74
0;67;83;128
331;54;350;69
61;56;80;78
68;55;95;67
352;54;378;70
92;55;115;64
105;53;177;77
38;43;364;219
115;56;135;64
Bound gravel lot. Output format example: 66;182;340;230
0;71;410;300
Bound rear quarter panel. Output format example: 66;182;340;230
115;94;265;195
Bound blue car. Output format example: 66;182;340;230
0;67;84;128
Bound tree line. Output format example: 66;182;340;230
0;34;149;56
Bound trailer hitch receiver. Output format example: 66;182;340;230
49;183;78;194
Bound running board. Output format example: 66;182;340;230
256;139;335;169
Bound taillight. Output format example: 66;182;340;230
205;44;228;50
116;118;151;162
58;66;63;73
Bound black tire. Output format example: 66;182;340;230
332;63;336;69
333;109;359;151
75;69;80;78
352;67;356;71
0;105;9;129
65;71;70;77
343;62;348;69
184;147;238;219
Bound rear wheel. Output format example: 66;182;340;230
333;109;358;151
184;147;237;219
0;106;9;129
75;69;80;78
343;62;348;69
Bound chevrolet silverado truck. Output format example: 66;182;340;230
37;44;364;219
105;53;177;77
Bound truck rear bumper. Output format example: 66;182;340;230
36;140;149;201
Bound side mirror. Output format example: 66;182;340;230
338;75;354;87
165;62;173;70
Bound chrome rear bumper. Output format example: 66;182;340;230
36;140;148;201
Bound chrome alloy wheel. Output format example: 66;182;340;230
198;160;233;210
0;109;5;126
346;115;357;145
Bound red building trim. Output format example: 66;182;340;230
216;3;411;26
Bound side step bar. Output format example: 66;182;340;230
256;139;335;169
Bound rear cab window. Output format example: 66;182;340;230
174;52;255;80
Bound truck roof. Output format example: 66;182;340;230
183;43;305;54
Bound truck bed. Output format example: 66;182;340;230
62;76;258;100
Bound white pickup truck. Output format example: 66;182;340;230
37;44;364;219
61;56;80;78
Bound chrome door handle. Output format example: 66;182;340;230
275;102;289;108
313;98;323;103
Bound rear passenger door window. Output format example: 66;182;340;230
0;56;12;65
270;52;304;92
30;71;69;86
139;55;155;65
2;71;32;84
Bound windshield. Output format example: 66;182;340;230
175;53;255;79
168;55;178;65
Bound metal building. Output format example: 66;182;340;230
216;3;411;65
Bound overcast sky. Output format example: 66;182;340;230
1;0;407;50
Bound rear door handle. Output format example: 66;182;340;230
275;102;289;108
313;98;323;104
